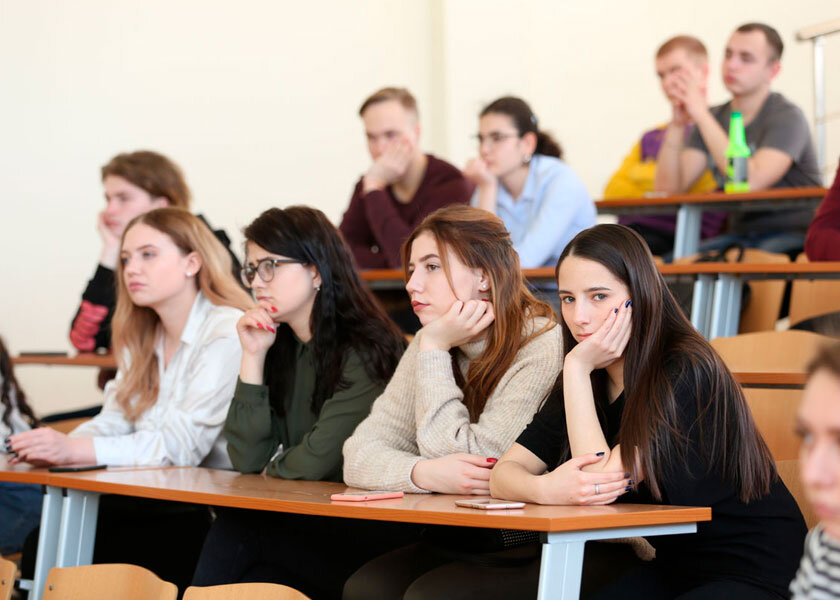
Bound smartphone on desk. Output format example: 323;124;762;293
455;499;525;510
330;490;404;502
49;464;107;473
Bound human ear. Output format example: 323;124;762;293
308;265;322;290
520;132;538;158
185;252;202;278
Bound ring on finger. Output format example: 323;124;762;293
594;483;600;495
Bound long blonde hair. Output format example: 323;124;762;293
112;208;252;420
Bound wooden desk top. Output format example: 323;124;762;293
0;462;709;533
13;354;117;368
659;262;840;277
596;186;827;210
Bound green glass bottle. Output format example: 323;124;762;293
724;111;751;193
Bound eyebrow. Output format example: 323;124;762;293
557;286;612;294
122;244;158;254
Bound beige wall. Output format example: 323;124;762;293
0;0;837;415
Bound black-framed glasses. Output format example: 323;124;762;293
240;258;303;287
474;132;520;146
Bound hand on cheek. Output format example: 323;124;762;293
419;299;495;352
566;300;632;373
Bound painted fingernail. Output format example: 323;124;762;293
3;437;9;445
625;486;631;492
625;300;631;308
267;326;276;333
596;451;605;457
271;306;278;313
486;457;498;464
614;308;618;314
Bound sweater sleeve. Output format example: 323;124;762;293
69;265;116;351
805;160;840;261
268;350;380;481
342;341;428;493
223;378;281;474
413;323;562;458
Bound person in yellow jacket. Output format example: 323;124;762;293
604;35;721;257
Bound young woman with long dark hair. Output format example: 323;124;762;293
491;224;806;599
341;205;562;600
191;206;409;598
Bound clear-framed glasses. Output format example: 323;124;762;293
474;131;520;147
240;258;303;287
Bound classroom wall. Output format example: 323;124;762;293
0;0;837;415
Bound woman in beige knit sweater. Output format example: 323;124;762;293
342;205;562;599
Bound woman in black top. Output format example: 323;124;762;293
490;224;806;599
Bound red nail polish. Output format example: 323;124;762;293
256;323;264;330
271;306;278;313
268;327;276;333
487;457;498;464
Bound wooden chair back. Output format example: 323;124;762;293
0;557;15;600
711;330;835;373
42;564;177;600
777;459;818;530
744;388;802;461
184;582;312;600
676;248;790;333
790;253;840;327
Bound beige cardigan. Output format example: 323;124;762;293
342;317;562;493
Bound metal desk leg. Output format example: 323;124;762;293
690;274;715;338
537;523;697;600
31;486;64;600
674;205;702;259
56;489;100;567
709;274;743;339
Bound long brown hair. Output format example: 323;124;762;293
402;205;556;422
554;224;774;502
112;208;252;420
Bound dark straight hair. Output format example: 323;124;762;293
480;96;563;159
553;224;775;503
243;206;406;415
0;336;38;430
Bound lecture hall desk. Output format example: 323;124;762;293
595;186;827;259
0;459;709;600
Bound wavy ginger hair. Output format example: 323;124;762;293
112;208;252;420
402;205;556;422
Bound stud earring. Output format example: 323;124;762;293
186;271;192;277
315;284;321;292
522;154;532;164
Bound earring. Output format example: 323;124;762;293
315;284;321;292
522;154;532;164
186;271;192;277
480;284;488;291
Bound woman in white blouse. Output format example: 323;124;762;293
9;207;252;467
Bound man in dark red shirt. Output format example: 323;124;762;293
805;158;840;261
339;87;473;268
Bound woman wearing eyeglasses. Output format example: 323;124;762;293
463;96;596;268
191;206;412;596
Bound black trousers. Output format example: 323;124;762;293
191;507;423;600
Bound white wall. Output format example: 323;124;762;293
0;0;837;415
